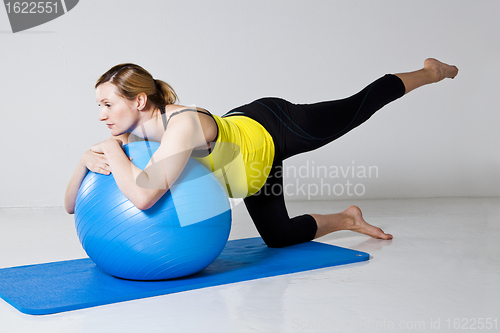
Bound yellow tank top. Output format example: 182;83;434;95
192;115;275;198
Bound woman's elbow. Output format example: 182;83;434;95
133;190;166;211
134;200;153;211
134;200;158;211
65;202;75;214
132;192;155;210
64;195;76;214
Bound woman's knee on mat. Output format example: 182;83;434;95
255;215;318;248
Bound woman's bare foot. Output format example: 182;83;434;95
395;58;459;94
343;205;393;240
423;58;459;82
311;206;393;240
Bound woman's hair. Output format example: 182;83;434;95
95;63;178;113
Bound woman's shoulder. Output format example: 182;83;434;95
165;104;217;143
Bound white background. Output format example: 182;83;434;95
1;0;499;206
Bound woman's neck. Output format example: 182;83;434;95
130;113;164;142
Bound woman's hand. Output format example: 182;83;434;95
86;138;131;175
81;150;111;175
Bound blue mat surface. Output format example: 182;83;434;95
0;237;369;315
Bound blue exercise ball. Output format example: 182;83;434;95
74;141;232;280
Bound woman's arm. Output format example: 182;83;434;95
100;111;208;210
65;133;131;214
64;150;111;214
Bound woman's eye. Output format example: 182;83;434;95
106;104;111;108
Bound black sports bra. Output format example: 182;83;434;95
159;106;218;156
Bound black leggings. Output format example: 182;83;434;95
222;74;406;247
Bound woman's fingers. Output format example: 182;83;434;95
90;163;110;175
99;166;111;175
82;150;112;174
93;163;110;175
83;144;132;175
95;158;111;175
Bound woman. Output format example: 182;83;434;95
65;59;458;248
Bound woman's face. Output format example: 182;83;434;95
96;82;140;136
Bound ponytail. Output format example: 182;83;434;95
153;78;179;108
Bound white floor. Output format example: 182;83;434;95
0;198;499;333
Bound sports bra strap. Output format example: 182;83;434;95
160;107;212;131
159;106;168;131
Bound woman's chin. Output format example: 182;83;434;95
110;128;125;137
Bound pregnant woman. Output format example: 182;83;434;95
65;59;458;247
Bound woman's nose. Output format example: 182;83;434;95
98;109;107;121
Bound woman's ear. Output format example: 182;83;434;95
136;92;148;111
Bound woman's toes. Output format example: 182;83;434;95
378;229;393;240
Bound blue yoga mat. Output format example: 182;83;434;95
0;237;369;315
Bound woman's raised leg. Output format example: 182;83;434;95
245;58;458;245
309;58;458;241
